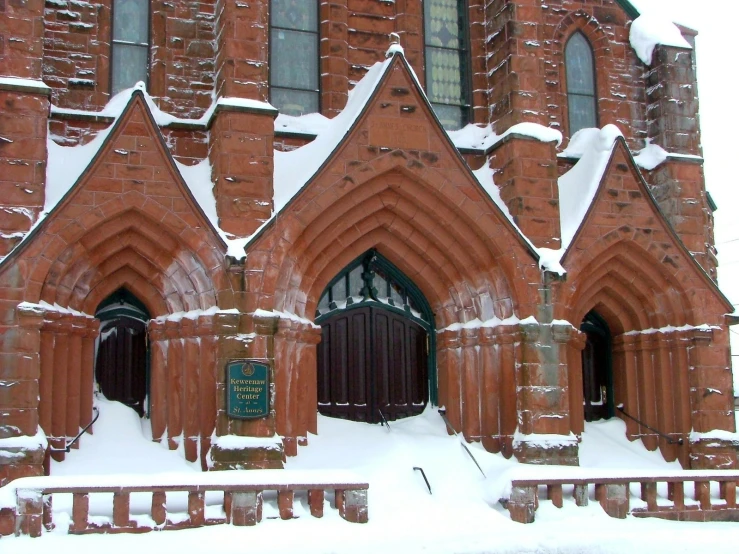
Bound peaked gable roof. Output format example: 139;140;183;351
1;90;226;270
561;133;733;312
256;51;539;262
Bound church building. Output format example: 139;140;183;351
0;0;737;488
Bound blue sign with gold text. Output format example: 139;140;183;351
226;360;270;419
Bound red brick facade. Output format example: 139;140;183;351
0;0;735;487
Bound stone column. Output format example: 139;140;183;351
479;327;499;452
80;320;99;435
50;317;72;461
635;334;659;451
181;317;200;462
612;334;639;439
164;319;183;451
496;325;518;458
460;328;482;442
147;320;168;442
436;329;463;434
196;315;218;467
566;329;586;436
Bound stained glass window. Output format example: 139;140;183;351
270;0;319;115
565;32;598;135
111;0;149;95
424;0;470;130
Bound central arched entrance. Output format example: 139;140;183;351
94;288;150;416
580;310;614;422
315;250;435;423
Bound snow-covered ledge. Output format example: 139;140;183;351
0;76;50;96
449;122;562;155
629;13;692;65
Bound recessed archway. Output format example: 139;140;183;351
315;249;435;424
580;310;614;422
94;288;151;417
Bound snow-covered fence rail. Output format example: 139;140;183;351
505;470;739;523
2;470;369;537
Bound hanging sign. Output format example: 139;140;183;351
226;359;270;419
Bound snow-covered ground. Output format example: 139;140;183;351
4;398;739;553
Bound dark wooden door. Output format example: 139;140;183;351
582;328;610;422
317;306;428;423
95;316;148;416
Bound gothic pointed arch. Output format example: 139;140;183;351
552;10;614;141
315;249;435;422
0;90;230;465
247;52;543;456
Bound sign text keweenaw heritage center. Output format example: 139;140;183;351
226;360;270;419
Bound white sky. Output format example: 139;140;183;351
632;0;739;379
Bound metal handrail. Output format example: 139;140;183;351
616;405;683;445
49;407;100;453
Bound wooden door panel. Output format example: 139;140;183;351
318;306;427;424
95;317;147;416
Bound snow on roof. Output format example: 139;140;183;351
50;82;276;127
629;13;692;65
448;122;562;152
273;57;393;213
274;112;331;136
559;125;623;251
10;85;250;261
632;139;669;170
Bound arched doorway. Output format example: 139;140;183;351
94;289;150;416
580;310;614;422
315;250;435;423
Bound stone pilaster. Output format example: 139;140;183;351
210;311;284;470
514;321;578;466
320;1;349;116
0;304;45;486
488;136;561;249
645;42;715;279
686;328;737;469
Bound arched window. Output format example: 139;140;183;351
111;0;150;95
424;0;470;130
269;0;320;115
565;32;598;135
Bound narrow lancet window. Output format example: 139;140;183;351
424;0;470;130
270;0;320;115
111;0;150;95
565;32;598;135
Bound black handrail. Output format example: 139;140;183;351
378;408;391;431
49;407;100;453
616;405;683;445
413;467;432;494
